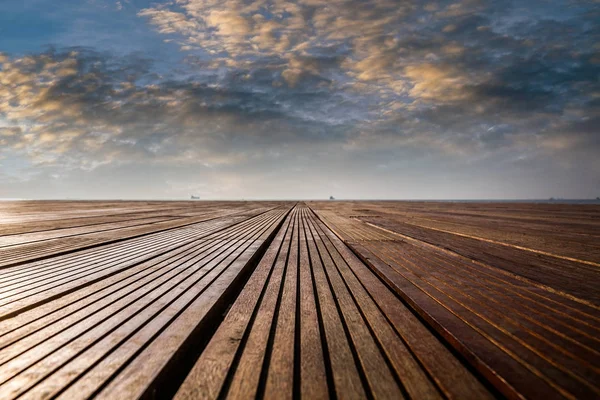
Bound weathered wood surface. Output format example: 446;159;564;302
176;205;493;400
310;201;600;400
0;200;598;399
311;201;600;264
0;202;267;268
0;201;291;399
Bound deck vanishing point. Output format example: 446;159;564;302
0;200;598;400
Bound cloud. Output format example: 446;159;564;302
0;48;366;173
1;0;599;198
404;63;472;102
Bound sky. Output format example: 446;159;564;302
0;0;598;200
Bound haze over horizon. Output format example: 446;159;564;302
1;0;599;200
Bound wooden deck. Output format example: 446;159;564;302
0;200;598;399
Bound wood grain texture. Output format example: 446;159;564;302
310;200;600;400
177;206;494;400
0;201;291;399
1;200;596;399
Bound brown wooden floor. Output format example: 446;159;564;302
0;200;598;399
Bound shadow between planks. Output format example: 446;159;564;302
0;200;598;400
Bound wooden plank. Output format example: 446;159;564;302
173;208;295;400
220;209;296;399
312;202;600;399
263;210;299;399
3;212;276;390
182;205;404;400
0;207;290;399
308;201;600;264
304;212;367;399
365;241;600;399
0;202;261;235
0;212;279;364
304;213;405;399
309;212;494;400
390;242;600;370
348;241;562;400
308;213;443;399
0;209;277;319
0;215;180;247
314;209;600;328
0;214;238;281
297;208;329;399
1;200;597;400
0;207;270;268
359;217;600;304
59;214;286;400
